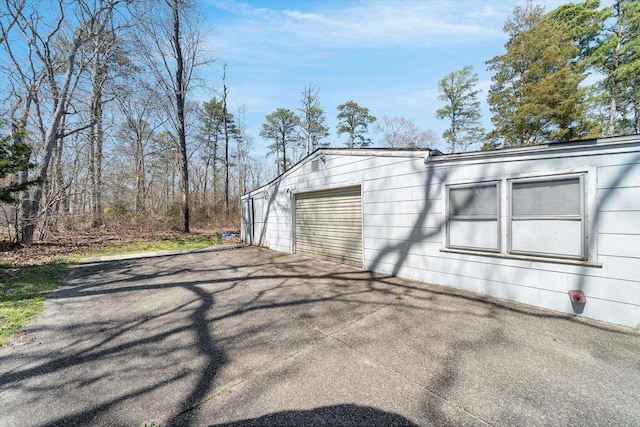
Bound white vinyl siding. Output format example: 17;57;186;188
446;182;500;252
241;138;640;327
509;175;585;259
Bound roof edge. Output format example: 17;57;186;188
242;147;436;198
427;134;640;163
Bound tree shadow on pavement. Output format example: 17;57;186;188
207;404;420;427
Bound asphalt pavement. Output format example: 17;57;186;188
1;245;638;426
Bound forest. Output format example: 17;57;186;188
0;0;638;245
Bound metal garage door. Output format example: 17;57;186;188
295;186;362;267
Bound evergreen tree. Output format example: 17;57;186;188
486;3;589;147
0;128;41;204
548;0;608;62
435;65;485;153
260;109;301;174
336;100;376;148
198;97;237;211
590;0;640;135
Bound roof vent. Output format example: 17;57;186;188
311;158;320;172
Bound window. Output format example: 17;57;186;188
446;182;500;252
509;175;585;259
443;171;592;263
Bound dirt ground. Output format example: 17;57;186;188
0;224;241;268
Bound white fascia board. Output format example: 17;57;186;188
426;136;640;166
242;183;270;199
317;148;431;158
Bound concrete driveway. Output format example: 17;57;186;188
1;246;639;426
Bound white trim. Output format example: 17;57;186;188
441;166;597;265
444;181;501;253
440;248;603;268
508;173;586;260
427;136;640;166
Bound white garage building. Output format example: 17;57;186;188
241;135;640;328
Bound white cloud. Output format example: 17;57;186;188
199;0;567;156
393;88;440;107
205;0;508;63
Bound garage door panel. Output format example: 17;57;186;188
296;236;362;249
296;217;361;226
296;227;362;240
295;186;362;268
296;241;362;265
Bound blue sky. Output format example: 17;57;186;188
198;0;577;155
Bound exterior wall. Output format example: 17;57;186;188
241;140;640;328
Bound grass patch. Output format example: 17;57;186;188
0;258;73;347
0;235;227;347
82;235;222;258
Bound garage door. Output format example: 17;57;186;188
295;186;362;267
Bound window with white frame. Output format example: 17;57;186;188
509;174;585;259
446;182;500;252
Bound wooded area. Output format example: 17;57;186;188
0;0;638;245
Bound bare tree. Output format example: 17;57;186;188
374;115;438;148
221;65;231;218
134;0;208;233
299;84;329;155
84;5;128;227
0;0;124;244
114;81;166;214
233;107;253;197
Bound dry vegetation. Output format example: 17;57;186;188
0;224;241;267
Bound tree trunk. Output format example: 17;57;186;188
222;66;230;218
609;81;618;136
93;106;104;226
172;0;189;233
305;120;311;155
21;45;79;245
51;114;66;231
634;79;640;134
212;146;218;214
282;131;287;173
89;35;106;228
203;154;210;213
134;126;146;213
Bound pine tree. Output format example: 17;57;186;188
260;109;301;174
198;97;237;213
0;129;41;205
336;100;376;148
435;65;485;153
590;0;640;135
486;3;589;147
